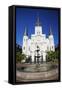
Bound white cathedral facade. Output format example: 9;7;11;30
22;17;55;63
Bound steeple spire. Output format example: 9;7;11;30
36;16;41;26
24;26;28;36
49;26;52;35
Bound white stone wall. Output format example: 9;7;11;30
35;26;42;35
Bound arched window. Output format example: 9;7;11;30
37;32;38;34
52;46;53;49
24;47;25;50
24;38;25;41
29;47;30;51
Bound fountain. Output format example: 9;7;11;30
16;46;56;73
34;46;41;64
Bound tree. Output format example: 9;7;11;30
46;50;59;63
25;56;32;63
47;51;55;62
16;52;26;63
16;44;22;53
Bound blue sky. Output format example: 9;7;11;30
16;7;59;47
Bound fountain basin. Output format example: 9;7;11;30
16;62;57;72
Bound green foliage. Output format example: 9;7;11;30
16;52;26;63
26;56;32;63
47;51;53;62
55;50;59;59
46;50;59;63
16;44;22;53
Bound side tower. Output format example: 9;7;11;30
48;26;55;51
22;27;28;56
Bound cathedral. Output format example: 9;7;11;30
22;17;55;63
